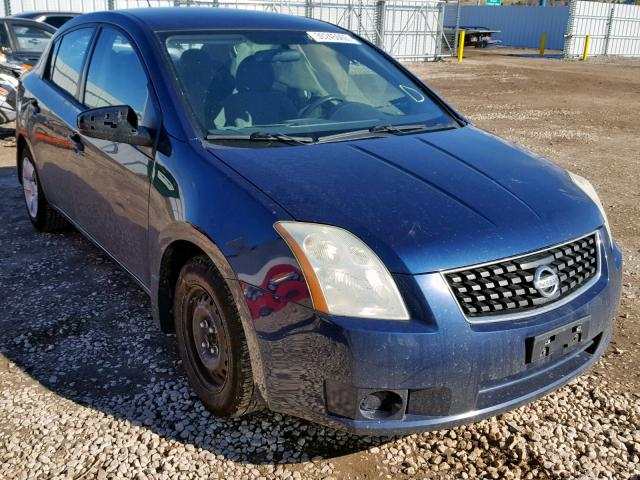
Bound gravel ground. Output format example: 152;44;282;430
1;52;639;479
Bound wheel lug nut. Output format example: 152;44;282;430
208;328;214;333
201;342;206;348
200;322;205;328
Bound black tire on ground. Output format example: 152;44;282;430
20;148;68;232
173;255;260;417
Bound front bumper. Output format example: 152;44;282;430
249;236;622;435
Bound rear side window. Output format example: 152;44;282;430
50;28;94;98
84;28;152;124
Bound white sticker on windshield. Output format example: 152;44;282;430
307;31;361;44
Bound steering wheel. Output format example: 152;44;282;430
300;95;345;118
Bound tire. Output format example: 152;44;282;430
20;149;68;232
174;255;260;417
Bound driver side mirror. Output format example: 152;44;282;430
77;105;154;147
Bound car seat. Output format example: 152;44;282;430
178;48;235;129
222;53;297;128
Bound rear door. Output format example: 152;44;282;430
28;27;95;216
72;26;160;284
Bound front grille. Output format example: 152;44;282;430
444;233;599;318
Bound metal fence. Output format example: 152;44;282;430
1;0;460;61
447;1;640;58
564;0;640;58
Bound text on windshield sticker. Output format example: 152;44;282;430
307;31;361;44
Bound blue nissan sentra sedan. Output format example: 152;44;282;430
16;8;622;435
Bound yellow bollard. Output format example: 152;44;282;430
458;30;465;62
582;35;591;61
539;32;547;56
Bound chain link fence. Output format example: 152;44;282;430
1;0;460;61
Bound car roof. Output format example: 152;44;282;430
13;12;80;17
69;8;344;33
0;17;57;30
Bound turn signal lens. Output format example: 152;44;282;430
275;222;409;320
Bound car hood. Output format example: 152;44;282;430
210;125;603;274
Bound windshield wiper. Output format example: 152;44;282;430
249;132;315;144
316;123;454;144
315;129;386;143
369;123;434;134
207;123;455;145
370;123;457;135
206;131;315;145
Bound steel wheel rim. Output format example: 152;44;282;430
22;157;38;219
185;287;229;391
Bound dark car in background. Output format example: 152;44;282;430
16;8;622;435
0;17;55;122
0;17;55;69
12;11;80;29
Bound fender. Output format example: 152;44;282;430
15;74;40;180
15;133;34;179
151;221;272;403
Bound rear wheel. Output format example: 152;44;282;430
174;255;260;417
21;149;68;232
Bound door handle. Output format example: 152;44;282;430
68;132;84;153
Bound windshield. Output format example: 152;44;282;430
162;30;457;142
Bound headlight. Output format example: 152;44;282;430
568;171;611;239
275;222;409;320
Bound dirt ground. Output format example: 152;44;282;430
0;49;638;479
413;49;640;393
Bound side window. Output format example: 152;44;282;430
84;28;152;125
10;24;53;53
50;28;94;98
45;38;61;80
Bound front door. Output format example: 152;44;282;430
72;27;160;284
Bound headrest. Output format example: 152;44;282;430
202;43;234;65
236;54;274;92
179;49;211;72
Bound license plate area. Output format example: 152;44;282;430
526;317;591;364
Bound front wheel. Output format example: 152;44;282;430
174;256;260;417
21;149;68;232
